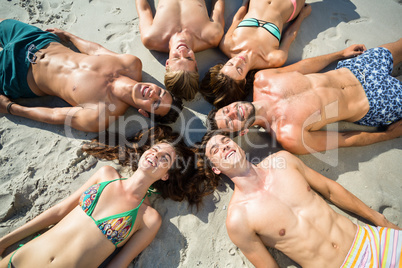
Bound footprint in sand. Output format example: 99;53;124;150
330;12;349;24
19;0;76;28
104;19;139;53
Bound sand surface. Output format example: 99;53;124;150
0;0;401;267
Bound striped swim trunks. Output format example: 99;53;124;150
341;224;402;268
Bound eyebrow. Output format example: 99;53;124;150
208;136;227;155
154;145;172;162
154;90;166;110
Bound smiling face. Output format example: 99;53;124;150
220;54;249;81
139;143;177;179
132;82;173;116
167;40;197;72
214;101;256;131
205;134;247;175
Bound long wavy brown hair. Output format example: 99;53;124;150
199;64;255;108
82;125;218;207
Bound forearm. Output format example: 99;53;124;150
135;0;154;31
8;104;72;125
327;183;378;220
8;104;104;132
0;207;61;250
61;31;102;55
339;130;399;148
211;0;225;25
288;50;344;74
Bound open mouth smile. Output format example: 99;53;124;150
145;156;157;167
141;86;152;98
225;150;236;159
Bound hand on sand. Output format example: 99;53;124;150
342;44;367;59
386;119;402;139
45;28;70;43
0;94;13;114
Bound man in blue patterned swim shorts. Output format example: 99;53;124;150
208;39;402;154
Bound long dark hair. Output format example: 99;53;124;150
199;63;255;108
82;125;218;207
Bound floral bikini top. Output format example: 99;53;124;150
79;178;145;247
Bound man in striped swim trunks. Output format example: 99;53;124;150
342;224;402;267
200;132;402;268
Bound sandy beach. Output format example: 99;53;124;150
0;0;401;267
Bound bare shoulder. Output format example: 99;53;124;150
226;201;249;233
116;54;142;66
259;150;296;169
254;69;281;88
141;200;162;228
96;165;121;180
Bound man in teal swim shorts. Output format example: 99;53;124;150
208;39;402;154
0;19;183;132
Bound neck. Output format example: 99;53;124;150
169;31;195;50
124;169;159;198
114;81;138;108
238;50;258;70
229;164;265;194
251;101;275;129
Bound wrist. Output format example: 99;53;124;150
6;102;15;115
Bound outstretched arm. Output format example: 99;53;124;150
226;208;279;268
280;122;402;155
219;0;249;57
106;205;162;267
1;96;117;132
210;0;225;26
292;153;401;229
45;28;117;56
135;0;154;34
276;44;367;74
0;166;115;256
271;4;312;67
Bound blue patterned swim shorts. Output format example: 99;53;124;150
336;47;402;127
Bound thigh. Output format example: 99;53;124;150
380;38;402;68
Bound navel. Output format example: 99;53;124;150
72;85;77;91
279;229;286;236
332;242;339;249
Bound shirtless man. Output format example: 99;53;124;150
135;0;225;101
208;40;402;154
0;19;182;132
200;131;401;267
200;0;311;108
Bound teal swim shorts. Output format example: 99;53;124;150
0;19;61;99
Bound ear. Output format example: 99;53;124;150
212;167;221;175
138;109;149;118
239;129;249;136
161;174;169;181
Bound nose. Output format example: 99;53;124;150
226;108;237;119
148;89;160;100
178;48;189;57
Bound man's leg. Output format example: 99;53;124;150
380;38;402;69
